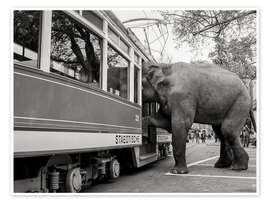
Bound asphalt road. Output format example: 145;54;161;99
82;140;257;193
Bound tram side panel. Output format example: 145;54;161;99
14;66;141;137
14;65;142;192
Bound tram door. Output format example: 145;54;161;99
141;102;157;154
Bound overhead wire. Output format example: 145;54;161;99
122;10;171;62
142;10;170;62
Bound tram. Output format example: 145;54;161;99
13;10;171;193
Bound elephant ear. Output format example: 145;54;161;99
156;79;170;104
147;64;172;81
142;62;159;75
147;67;164;87
143;63;171;89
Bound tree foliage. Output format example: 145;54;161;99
14;10;40;52
160;10;257;80
210;35;256;79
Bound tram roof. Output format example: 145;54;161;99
102;10;156;63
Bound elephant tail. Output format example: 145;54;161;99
249;110;256;133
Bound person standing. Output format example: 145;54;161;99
189;130;195;143
201;130;206;143
240;130;244;145
243;124;251;147
195;130;200;143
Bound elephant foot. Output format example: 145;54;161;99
214;158;232;168
170;166;189;174
231;162;248;170
231;148;249;170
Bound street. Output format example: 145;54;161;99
82;141;257;193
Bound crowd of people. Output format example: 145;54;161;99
187;129;215;144
187;119;256;147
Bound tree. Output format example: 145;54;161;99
159;10;257;80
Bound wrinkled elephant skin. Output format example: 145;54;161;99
142;62;251;174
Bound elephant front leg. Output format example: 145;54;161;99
170;107;193;174
171;130;188;174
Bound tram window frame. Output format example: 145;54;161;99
134;66;140;104
108;26;119;45
50;11;103;88
107;44;129;100
82;10;103;31
13;10;42;69
119;38;129;55
108;26;130;56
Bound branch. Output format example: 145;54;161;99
193;10;256;36
67;33;87;70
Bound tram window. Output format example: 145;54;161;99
134;66;140;104
107;45;129;99
108;27;119;45
151;103;157;114
14;10;41;68
82;11;103;31
119;38;129;55
50;11;102;87
156;103;160;112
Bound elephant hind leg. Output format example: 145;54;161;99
220;96;249;170
212;125;233;168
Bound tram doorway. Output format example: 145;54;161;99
141;102;158;155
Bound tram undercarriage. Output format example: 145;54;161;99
14;133;170;193
14;151;124;192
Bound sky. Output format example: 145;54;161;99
114;10;214;63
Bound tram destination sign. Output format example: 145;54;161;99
115;134;141;145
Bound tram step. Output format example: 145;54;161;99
139;153;157;161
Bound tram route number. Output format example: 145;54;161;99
115;134;141;145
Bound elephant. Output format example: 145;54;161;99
142;61;256;174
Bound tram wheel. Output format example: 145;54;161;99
108;159;120;179
65;168;82;193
